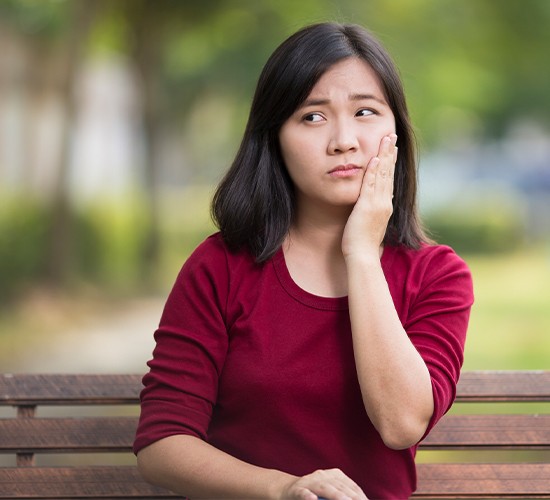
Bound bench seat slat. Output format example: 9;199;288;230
422;414;550;449
414;463;550;498
0;466;176;498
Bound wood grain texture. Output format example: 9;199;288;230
456;371;550;402
0;464;548;498
0;466;176;498
1;414;548;453
415;463;550;498
0;371;548;498
422;414;550;449
0;374;141;405
0;417;136;452
1;371;548;405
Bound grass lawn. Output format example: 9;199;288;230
461;244;550;370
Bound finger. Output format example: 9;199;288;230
311;484;352;500
360;156;379;198
296;488;318;500
380;133;396;155
375;160;392;198
323;469;366;499
376;135;397;197
378;135;392;159
379;134;397;166
299;469;367;500
376;136;393;173
390;146;397;200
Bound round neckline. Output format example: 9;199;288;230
272;245;394;311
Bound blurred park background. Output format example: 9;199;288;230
0;0;549;375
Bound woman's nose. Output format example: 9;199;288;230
327;122;359;154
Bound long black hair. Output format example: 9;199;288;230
212;22;429;262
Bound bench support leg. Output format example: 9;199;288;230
16;405;36;467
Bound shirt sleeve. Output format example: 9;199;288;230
404;245;474;440
133;235;230;454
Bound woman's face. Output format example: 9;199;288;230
279;57;396;212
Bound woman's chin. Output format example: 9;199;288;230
330;189;362;207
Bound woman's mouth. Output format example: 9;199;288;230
328;164;363;178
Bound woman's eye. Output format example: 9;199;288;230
304;113;324;123
356;108;375;117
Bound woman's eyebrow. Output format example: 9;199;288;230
301;93;387;108
301;98;330;107
350;93;388;105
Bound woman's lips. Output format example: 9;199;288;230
328;164;363;178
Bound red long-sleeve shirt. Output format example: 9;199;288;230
134;233;473;498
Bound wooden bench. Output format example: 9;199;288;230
0;371;548;499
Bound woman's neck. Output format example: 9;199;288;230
286;222;344;260
287;202;351;257
283;205;351;297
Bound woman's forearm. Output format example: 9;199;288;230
137;434;295;499
346;254;433;449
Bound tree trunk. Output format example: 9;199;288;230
46;0;97;285
129;3;164;286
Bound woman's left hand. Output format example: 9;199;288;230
342;133;398;261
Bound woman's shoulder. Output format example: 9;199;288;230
183;232;259;273
384;243;474;309
176;232;272;311
182;232;227;270
189;232;227;257
388;242;469;269
385;242;472;289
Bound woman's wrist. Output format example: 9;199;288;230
343;246;383;267
267;470;299;500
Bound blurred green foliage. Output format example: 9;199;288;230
1;0;549;305
425;205;525;255
3;0;550;143
0;193;216;303
0;197;145;300
0;200;50;299
0;189;532;304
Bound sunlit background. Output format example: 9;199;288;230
1;0;549;375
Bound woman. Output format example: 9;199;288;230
134;22;474;499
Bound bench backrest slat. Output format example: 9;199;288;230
0;374;141;405
415;463;550;498
422;414;550;449
1;414;548;454
0;417;136;453
456;370;550;401
2;371;549;405
3;463;549;499
0;466;176;498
